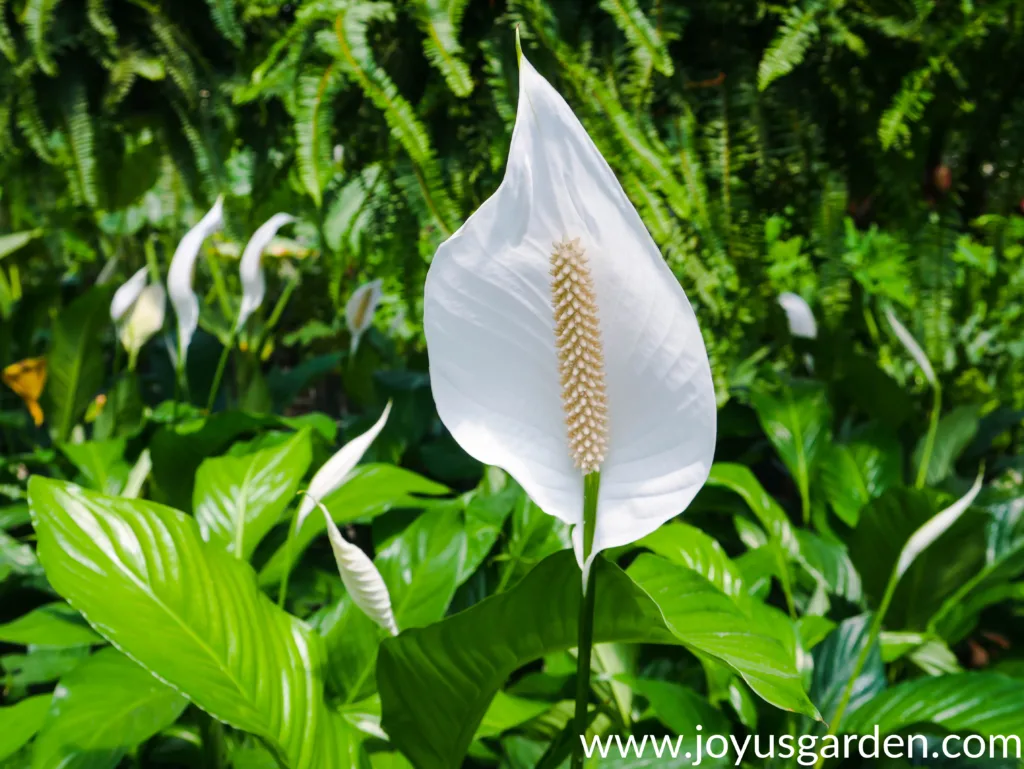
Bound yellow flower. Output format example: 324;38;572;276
3;357;47;426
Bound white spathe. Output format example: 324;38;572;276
236;213;296;331
168;196;225;364
345;279;383;354
317;499;398;635
885;306;936;386
119;283;166;358
296;401;392;532
778;292;817;339
423;52;717;573
110;267;149;323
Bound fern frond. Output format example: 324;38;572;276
204;0;244;48
24;0;63;75
758;1;823;91
294;64;340;208
0;0;17;63
173;102;219;197
150;17;197;106
60;76;98;207
15;85;54;162
598;0;673;77
87;0;117;49
407;0;473;97
878;65;936;151
322;3;459;235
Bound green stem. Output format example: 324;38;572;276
915;382;942;489
205;249;234;322
814;571;899;769
277;524;295;609
253;275;300;357
206;328;236;414
571;472;601;769
198;711;227;769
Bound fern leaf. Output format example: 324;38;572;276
24;0;63;75
87;0;118;48
60;77;98;207
878;66;935;151
407;0;473;97
15;85;54;162
599;0;673;77
322;3;459;235
204;0;244;48
0;0;17;63
294;64;340;208
758;1;822;91
150;17;197;106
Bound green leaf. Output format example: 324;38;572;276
476;692;549;739
598;0;674;77
912;404;981;486
0;695;51;763
627;554;818;719
0;230;42;261
848;483;986;629
258;465;449;586
750;379;832;521
45;288;111;443
30;648;188;769
497;495;572;591
629;678;729;736
794;530;862;603
460;479;519;582
60;439;130;496
843;673;1024;739
758;2;822;91
810;614;884;726
0;602;102;648
194;429;313;559
818;429;902;526
204;0;243;47
0;648;89;697
28;476;352;769
294;65;341;208
378;552;817;768
639;522;744;596
408;0;473;97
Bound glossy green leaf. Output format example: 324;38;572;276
259;465;449;586
843;673;1024;738
46;288;111;442
912;404;981;486
0;695;50;763
0;602;102;647
194;429;312;559
0;648;90;697
476;692;550;739
848;486;987;629
378;552;817;768
497;494;572;591
810;614;884;726
30;647;188;769
629;678;730;736
28;476;352;769
750;379;832;518
794;530;862;603
639;522;744;596
60;439;130;496
817;429;901;527
0;230;42;260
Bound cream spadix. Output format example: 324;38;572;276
236;213;296;331
168;196;225;365
423;51;717;572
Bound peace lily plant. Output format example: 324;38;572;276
423;35;717;764
110;267;166;370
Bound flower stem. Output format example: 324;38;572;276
206;328;236;414
915;382;942;489
571;471;601;769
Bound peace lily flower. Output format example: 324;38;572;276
119;283;167;368
422;46;717;580
885;306;940;488
168;196;225;366
282;403;394;627
2;357;46;426
110;267;149;323
345;279;383;355
235;213;296;331
778;292;817;339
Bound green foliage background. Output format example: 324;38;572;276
3;1;1024;768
